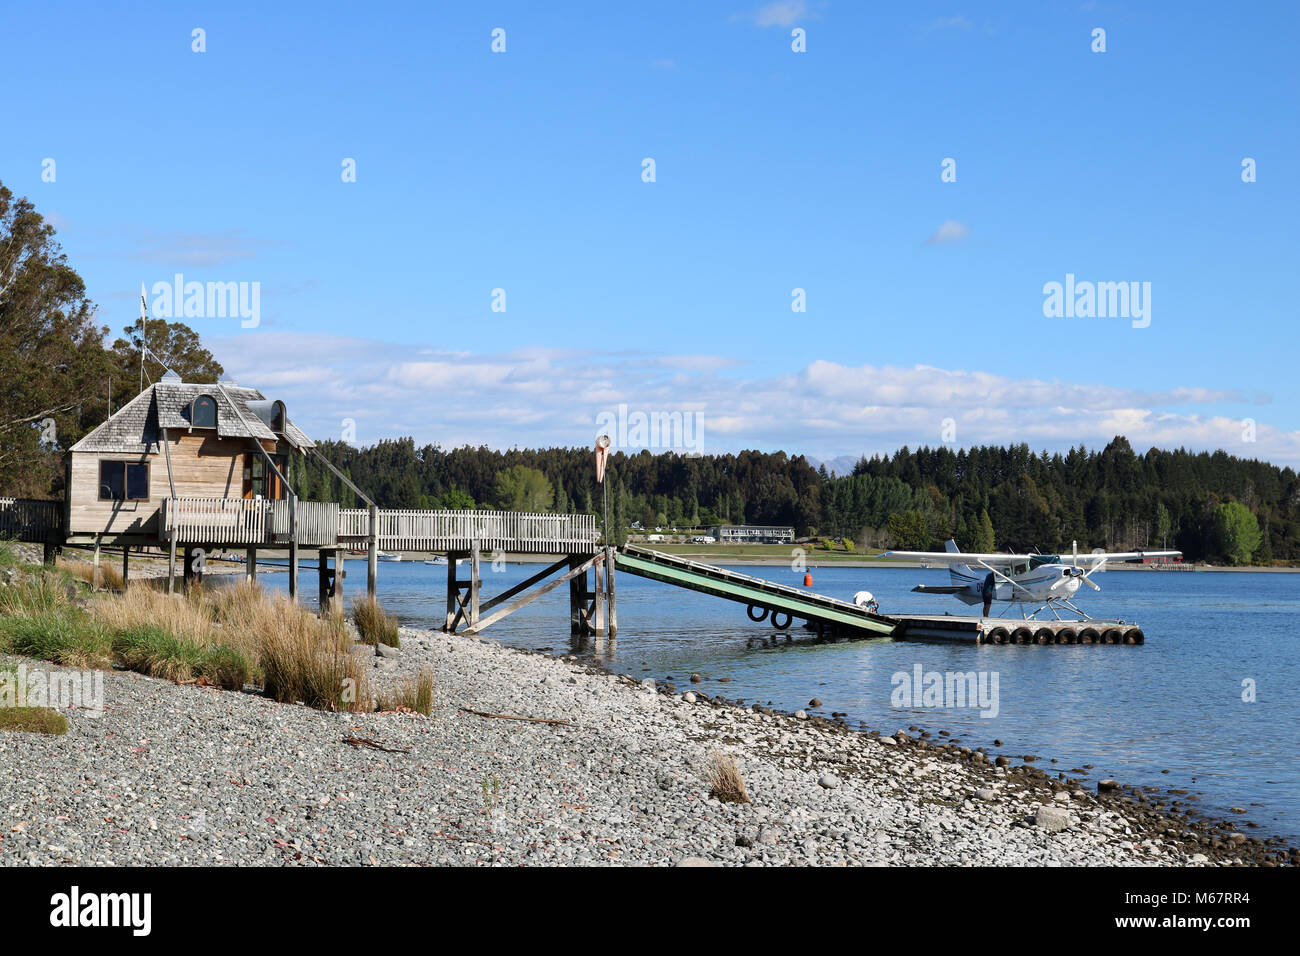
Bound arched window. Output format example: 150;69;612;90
192;395;217;428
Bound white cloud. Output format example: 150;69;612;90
924;16;973;32
205;331;1300;466
128;229;279;267
739;1;810;27
925;220;971;244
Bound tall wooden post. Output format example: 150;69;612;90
121;546;130;589
605;546;618;638
334;549;344;609
245;548;257;583
469;540;481;628
593;552;606;637
167;526;178;595
288;496;299;601
568;555;586;636
444;552;458;631
92;536;101;590
367;503;378;597
318;550;330;613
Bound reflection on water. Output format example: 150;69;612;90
247;559;1300;840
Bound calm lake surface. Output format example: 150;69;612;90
253;558;1300;840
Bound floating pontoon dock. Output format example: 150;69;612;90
889;614;1145;645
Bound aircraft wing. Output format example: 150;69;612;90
883;550;1033;566
1063;549;1182;564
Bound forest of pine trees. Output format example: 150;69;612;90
293;435;1299;565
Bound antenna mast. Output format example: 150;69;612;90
138;283;147;395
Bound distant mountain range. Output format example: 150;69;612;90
805;455;861;477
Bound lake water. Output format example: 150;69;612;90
251;557;1300;841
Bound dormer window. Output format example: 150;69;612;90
192;395;217;428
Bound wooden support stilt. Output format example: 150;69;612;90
42;538;56;567
605;546;618;638
183;547;194;585
167;529;178;595
444;553;458;631
318;550;330;613
569;556;585;635
288;495;299;601
92;536;101;590
246;548;257;583
121;545;130;588
593;552;606;637
367;503;378;598
334;549;344;609
469;540;481;627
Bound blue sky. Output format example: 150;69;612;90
4;1;1298;465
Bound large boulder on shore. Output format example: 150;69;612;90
1035;804;1072;833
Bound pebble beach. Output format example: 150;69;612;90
2;622;1293;867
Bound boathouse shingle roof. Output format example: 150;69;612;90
70;382;314;454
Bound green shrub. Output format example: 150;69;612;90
200;644;256;691
0;612;113;668
112;626;208;682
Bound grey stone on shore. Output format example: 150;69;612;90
818;774;841;790
1036;805;1073;832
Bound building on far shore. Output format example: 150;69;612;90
708;524;794;545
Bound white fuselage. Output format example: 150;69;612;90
946;562;1081;605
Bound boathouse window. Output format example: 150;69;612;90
191;395;217;428
243;453;289;500
99;461;150;501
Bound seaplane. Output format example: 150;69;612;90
883;539;1181;621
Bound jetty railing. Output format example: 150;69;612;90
0;497;64;542
161;497;338;547
339;508;600;553
159;498;598;553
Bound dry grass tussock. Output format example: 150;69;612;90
58;557;124;591
2;555;412;713
704;752;750;804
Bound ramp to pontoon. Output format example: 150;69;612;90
613;545;897;635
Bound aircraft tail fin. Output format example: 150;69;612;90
944;538;960;553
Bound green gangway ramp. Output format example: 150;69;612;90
614;545;897;636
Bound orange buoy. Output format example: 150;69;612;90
803;572;813;587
